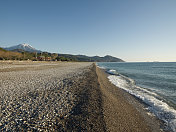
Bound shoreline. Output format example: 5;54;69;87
0;62;163;131
96;66;162;132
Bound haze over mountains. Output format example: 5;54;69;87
3;44;124;62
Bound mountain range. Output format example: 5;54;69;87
58;54;124;62
3;44;124;62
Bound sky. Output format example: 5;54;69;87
1;0;176;62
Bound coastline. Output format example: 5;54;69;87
96;66;162;132
0;61;163;131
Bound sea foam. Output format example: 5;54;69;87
108;70;176;132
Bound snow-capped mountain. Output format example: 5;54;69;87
5;43;42;53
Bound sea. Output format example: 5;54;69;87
97;62;176;132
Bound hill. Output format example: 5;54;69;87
0;47;7;52
2;44;125;62
0;47;23;60
58;54;124;62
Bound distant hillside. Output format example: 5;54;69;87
0;47;23;60
0;47;7;52
2;44;125;62
58;54;124;62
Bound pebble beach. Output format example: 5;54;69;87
0;61;162;131
0;61;93;131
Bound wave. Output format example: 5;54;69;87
106;69;118;75
107;69;176;132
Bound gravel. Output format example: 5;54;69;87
0;62;92;131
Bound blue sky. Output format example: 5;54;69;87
1;0;176;62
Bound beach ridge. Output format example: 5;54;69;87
96;65;162;132
0;62;162;131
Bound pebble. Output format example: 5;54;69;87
0;62;92;131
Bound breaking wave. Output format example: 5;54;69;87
107;69;176;132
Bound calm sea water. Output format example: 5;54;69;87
97;62;176;131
